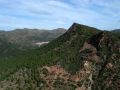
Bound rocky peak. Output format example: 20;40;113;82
67;23;100;36
68;23;79;32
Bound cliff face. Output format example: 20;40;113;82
79;31;120;90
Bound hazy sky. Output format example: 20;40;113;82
0;0;120;30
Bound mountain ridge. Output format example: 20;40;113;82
0;23;119;90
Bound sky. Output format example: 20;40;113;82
0;0;120;30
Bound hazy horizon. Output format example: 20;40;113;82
0;0;120;30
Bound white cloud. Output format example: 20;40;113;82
0;0;120;30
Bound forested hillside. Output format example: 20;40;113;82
0;23;120;90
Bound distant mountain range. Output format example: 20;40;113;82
112;29;120;32
0;23;120;90
0;28;66;47
0;28;66;58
